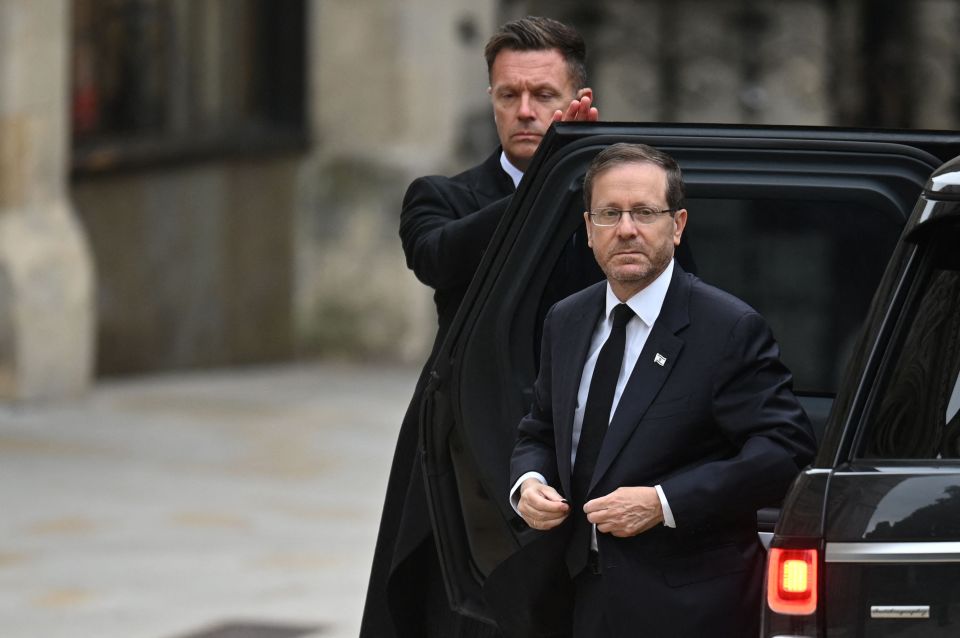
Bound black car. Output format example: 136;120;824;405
418;123;960;632
763;154;960;637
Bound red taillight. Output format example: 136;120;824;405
767;548;818;615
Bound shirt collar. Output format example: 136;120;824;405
499;151;524;189
604;259;675;327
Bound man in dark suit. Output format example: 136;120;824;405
510;143;817;637
361;17;599;638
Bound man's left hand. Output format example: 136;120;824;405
584;486;664;537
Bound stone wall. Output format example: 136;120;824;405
294;0;498;362
522;0;832;124
522;0;958;129
0;0;94;399
65;0;502;372
72;158;297;374
5;0;956;387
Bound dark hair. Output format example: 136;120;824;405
583;143;685;211
484;16;587;90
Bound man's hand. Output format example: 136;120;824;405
517;478;570;531
552;94;599;123
584;486;663;537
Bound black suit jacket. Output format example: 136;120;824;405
508;265;816;638
361;150;514;638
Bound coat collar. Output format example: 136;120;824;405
464;147;515;200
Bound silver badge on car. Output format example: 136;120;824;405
870;606;930;619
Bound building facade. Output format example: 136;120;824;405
0;0;957;398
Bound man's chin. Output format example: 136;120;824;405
609;267;650;283
607;257;649;275
506;141;538;158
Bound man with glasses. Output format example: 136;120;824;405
362;16;598;638
509;143;816;637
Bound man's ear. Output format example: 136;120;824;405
673;209;688;245
576;87;593;101
583;211;594;246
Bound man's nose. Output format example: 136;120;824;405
616;212;641;237
517;92;535;119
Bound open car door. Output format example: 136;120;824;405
419;122;960;623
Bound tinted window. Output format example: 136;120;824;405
685;197;900;394
540;196;901;394
859;229;960;459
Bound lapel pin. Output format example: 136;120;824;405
654;353;667;367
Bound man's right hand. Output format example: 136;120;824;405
551;94;599;123
517;478;570;531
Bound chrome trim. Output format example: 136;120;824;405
759;531;773;550
827;542;960;563
871;605;930;619
836;467;960;475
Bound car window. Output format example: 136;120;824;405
685;197;900;394
858;229;960;459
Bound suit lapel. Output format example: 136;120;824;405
590;267;692;494
554;283;605;499
468;148;515;203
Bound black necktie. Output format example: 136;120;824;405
567;302;634;575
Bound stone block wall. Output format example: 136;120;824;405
73;158;297;375
0;0;94;399
294;0;498;362
5;0;956;388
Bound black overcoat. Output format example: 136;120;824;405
360;150;514;638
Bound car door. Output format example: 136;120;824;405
819;176;960;637
420;122;960;621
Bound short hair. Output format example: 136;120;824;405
484;16;587;90
583;143;686;211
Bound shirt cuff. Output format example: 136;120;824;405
655;484;676;528
509;472;547;516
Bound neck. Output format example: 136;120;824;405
610;280;648;303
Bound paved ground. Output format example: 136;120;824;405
0;361;418;638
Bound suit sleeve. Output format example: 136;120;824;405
399;176;513;292
510;305;562;492
659;312;817;529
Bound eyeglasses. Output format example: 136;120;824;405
588;206;678;227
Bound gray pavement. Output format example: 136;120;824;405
0;361;418;638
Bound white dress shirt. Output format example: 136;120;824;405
511;260;678;538
499;151;524;188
